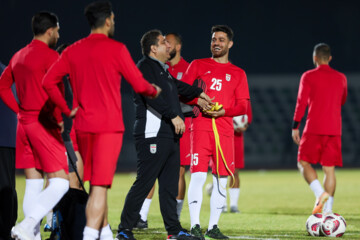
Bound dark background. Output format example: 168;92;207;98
1;0;359;170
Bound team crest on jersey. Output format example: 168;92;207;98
226;74;231;81
150;144;157;154
177;72;183;80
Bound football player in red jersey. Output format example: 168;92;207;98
0;12;72;240
292;43;347;215
182;25;250;239
226;101;252;213
42;2;160;239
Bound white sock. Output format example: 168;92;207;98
34;223;41;239
28;178;69;223
139;198;152;221
188;172;207;227
208;175;227;230
100;224;113;240
23;179;44;217
323;196;334;213
83;226;99;240
309;179;324;198
19;217;37;233
229;188;240;208
35;231;41;240
22;179;44;234
176;199;184;220
46;211;53;226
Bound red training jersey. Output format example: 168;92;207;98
182;58;250;136
293;64;347;135
0;40;59;123
166;57;190;80
43;33;157;133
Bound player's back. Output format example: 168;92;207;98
11;40;58;114
62;33;127;132
303;65;347;135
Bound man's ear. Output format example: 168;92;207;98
150;45;157;54
228;40;233;49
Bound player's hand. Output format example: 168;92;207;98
199;92;215;104
69;107;79;118
149;84;162;99
171;116;185;134
292;129;300;145
204;108;225;118
197;98;213;111
58;121;64;133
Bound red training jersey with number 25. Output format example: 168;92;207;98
182;58;250;136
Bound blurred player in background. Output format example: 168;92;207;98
292;43;347;215
42;2;160;239
136;32;191;229
225;101;252;213
0;12;71;240
182;25;250;239
43;43;85;232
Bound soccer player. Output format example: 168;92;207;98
42;2;160;240
115;29;211;240
182;25;250;239
225;101;252;213
292;43;347;215
136;32;191;228
166;32;192;220
0;12;72;240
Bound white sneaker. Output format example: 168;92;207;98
11;224;35;240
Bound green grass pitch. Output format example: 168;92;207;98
15;169;360;239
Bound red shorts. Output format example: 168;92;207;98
16;121;68;173
77;131;123;186
180;117;192;166
234;133;244;169
70;127;78;151
298;133;342;167
190;131;234;176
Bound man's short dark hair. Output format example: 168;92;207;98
84;1;112;29
166;32;182;45
140;29;162;56
32;12;58;36
314;43;331;61
211;25;234;41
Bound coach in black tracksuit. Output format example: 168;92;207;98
116;30;212;240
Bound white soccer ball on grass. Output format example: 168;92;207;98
306;213;324;236
321;213;347;237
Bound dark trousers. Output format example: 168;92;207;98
0;147;17;240
118;137;181;235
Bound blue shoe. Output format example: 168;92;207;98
44;223;52;232
115;229;136;240
168;230;201;239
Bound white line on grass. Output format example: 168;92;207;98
229;236;279;240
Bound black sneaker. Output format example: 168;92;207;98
167;230;201;240
135;218;148;229
115;229;136;240
204;225;229;239
190;224;204;239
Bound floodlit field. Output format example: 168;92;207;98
15;169;360;239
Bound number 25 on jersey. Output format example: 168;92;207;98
210;78;222;91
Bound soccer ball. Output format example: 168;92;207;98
233;115;248;129
321;213;346;237
306;213;324;236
